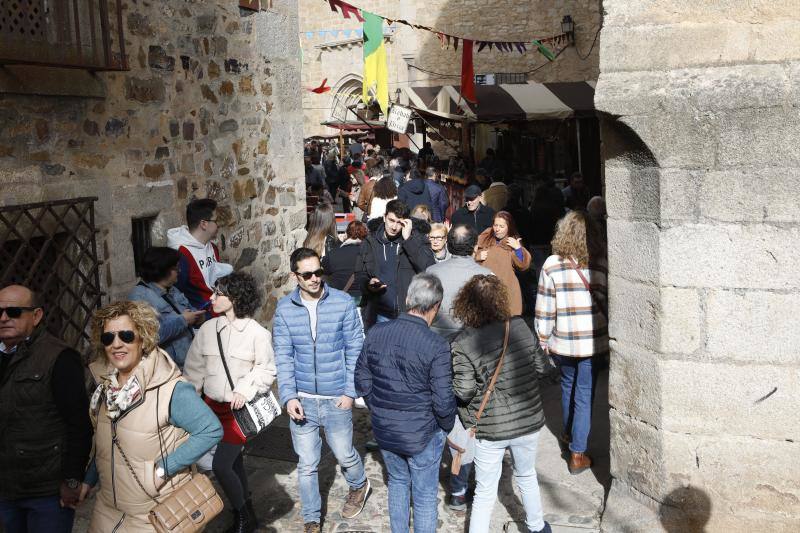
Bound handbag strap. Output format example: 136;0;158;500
137;281;195;339
567;257;608;319
342;273;356;293
473;320;511;428
215;326;236;391
113;438;161;504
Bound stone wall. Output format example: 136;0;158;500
300;0;601;137
0;0;304;323
596;1;800;530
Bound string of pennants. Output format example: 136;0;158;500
303;28;363;40
324;0;567;60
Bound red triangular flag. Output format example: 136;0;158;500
460;39;477;104
453;37;459;50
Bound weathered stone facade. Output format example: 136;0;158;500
0;0;304;323
301;0;601;137
597;1;800;531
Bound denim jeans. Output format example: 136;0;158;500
0;495;75;533
449;460;472;496
380;429;446;533
469;432;544;533
289;397;367;523
554;355;600;453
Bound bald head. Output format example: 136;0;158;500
0;284;44;348
447;224;478;257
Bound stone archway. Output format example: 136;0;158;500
328;73;364;123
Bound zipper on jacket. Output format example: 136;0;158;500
302;302;320;394
111;514;126;533
111;422;117;507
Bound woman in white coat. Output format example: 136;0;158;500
184;272;276;533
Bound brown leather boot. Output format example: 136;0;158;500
568;452;592;474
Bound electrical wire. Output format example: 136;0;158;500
575;27;601;61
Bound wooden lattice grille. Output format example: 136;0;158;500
0;0;127;70
0;197;103;355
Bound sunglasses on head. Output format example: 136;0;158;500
212;285;228;297
295;268;324;280
100;330;136;346
0;306;38;319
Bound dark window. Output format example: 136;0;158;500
0;0;127;70
495;72;527;84
131;216;155;278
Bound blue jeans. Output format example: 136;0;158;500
289;397;367;523
554;355;600;453
449;460;472;496
470;432;544;533
380;430;446;533
0;495;74;533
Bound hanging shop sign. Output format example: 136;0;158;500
387;104;413;134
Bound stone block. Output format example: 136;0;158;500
595;71;667;117
700;168;800;223
124;77;165;104
618;114;717;169
660;224;800;290
717;108;800;168
608;409;667;499
608;343;662;428
602;0;800;27
607;276;659;351
658;287;701;354
607;219;659;284
706;290;800;365
604;164;660;222
659;168;700;223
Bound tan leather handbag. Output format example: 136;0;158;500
114;435;223;532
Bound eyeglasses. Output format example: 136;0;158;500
429;235;446;241
100;330;136;346
295;268;324;280
204;218;218;224
0;306;38;319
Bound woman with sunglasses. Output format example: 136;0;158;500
81;300;222;532
183;272;276;533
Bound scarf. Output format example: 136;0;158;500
90;371;143;420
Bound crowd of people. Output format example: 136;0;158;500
0;141;608;533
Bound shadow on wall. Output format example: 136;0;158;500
659;486;712;533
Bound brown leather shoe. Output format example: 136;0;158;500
341;478;371;518
568;452;592;474
303;522;321;533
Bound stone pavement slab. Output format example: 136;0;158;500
72;372;610;532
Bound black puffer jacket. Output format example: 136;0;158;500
452;317;549;441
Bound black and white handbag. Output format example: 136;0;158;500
215;327;281;438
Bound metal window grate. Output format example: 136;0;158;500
0;0;127;70
0;197;104;356
131;216;155;279
495;72;527;84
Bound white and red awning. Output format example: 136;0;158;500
401;81;596;122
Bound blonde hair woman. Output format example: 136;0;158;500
81;301;222;532
534;210;607;475
428;223;450;262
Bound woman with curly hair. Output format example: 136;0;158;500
451;275;551;533
81;300;222;532
368;177;398;220
535;210;607;475
474;211;532;315
183;272;276;533
304;202;341;259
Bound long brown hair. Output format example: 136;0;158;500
551;210;606;268
304;202;337;256
493;211;520;239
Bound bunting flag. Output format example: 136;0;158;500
362;11;389;114
532;39;555;60
460;39;477;104
328;0;364;22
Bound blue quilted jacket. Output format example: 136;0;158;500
272;285;364;405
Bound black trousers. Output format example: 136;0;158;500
212;442;249;510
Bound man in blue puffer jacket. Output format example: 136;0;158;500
273;247;369;533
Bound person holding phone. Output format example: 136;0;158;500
474;211;531;316
355;199;436;328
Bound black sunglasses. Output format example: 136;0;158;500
100;330;136;346
0;306;38;319
295;268;324;280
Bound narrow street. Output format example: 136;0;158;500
73;372;610;532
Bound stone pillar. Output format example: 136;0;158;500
596;2;800;531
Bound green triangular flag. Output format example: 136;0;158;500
533;39;555;61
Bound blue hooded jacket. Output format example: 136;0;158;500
128;281;194;367
272;285;364;405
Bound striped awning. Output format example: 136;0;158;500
401;81;596;122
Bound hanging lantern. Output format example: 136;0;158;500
561;15;575;44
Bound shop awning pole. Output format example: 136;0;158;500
576;118;583;173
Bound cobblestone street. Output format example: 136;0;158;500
74;371;609;533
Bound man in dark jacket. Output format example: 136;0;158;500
355;273;456;533
0;284;93;532
397;169;433;215
451;184;495;234
355;199;435;325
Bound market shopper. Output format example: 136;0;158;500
482;175;509;213
562;171;591;211
322;220;370;305
475;211;532;316
368;176;398;220
128;247;205;368
183;273;276;533
355;273;456;533
273;248;370;533
425;167;449;223
304;202;341;259
167;198;234;311
428;223;450;263
535;210;608;475
82;300;222;532
451;185;495;235
451;275;551;533
0;284;93;533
